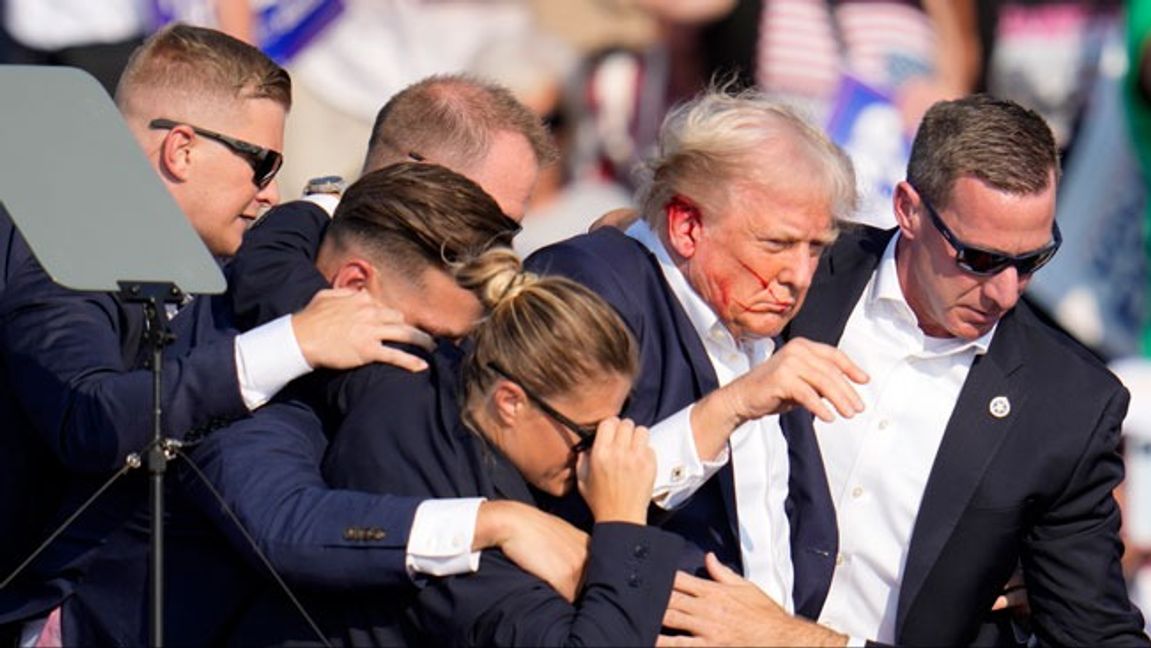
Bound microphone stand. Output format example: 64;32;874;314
119;280;181;648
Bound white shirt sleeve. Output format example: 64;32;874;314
406;497;484;577
234;314;313;410
649;403;729;510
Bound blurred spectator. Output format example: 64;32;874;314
978;0;1122;154
148;0;258;43
1011;1;1143;360
1;0;146;94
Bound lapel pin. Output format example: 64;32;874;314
989;396;1011;419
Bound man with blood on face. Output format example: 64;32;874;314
525;88;867;629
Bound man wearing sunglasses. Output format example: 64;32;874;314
662;95;1148;646
0;24;438;646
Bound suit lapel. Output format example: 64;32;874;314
895;312;1026;638
678;300;745;548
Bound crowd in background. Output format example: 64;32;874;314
2;0;1151;641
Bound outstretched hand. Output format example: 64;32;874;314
292;288;433;372
659;553;848;647
728;337;868;423
692;337;868;460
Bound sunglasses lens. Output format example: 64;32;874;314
254;151;283;189
572;434;595;453
958;249;1009;275
1015;247;1057;275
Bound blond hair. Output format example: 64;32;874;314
457;248;637;405
638;86;856;229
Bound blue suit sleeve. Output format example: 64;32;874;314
0;260;248;473
411;522;683;647
230;201;331;330
179;399;422;590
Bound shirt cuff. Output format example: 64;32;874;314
405;497;484;577
234;314;312;410
846;636;868;647
649;403;729;510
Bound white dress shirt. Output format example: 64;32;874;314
815;234;994;642
629;221;796;611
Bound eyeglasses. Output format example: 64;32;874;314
918;190;1061;277
488;362;597;453
149;118;283;189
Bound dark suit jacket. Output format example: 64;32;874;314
526;227;839;619
0;239;254;644
178;396;422;592
230;199;330;330
784;225;1149;646
276;342;682;647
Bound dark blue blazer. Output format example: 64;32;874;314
784;225;1148;646
178;394;422;592
230;200;330;330
287;342;683;647
526;228;839;619
0;240;254;645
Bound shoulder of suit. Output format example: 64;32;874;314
527;227;655;277
1009;300;1123;391
250;199;330;232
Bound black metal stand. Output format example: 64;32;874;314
118;280;181;648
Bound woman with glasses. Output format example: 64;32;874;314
316;247;681;647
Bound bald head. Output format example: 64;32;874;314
361;74;556;220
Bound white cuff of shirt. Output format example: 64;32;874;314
405;497;484;577
650;403;729;510
234;314;312;410
846;636;868;647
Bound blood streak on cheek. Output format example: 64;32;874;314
737;259;771;290
714;275;741;313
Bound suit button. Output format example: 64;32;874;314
344;527;365;541
627;573;641;588
632;544;648;559
368;528;387;541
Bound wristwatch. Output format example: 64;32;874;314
303;175;347;196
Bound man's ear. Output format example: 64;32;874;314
892;181;922;241
665;196;704;258
330;258;374;291
156;124;196;183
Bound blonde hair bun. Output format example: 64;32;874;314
455;247;539;310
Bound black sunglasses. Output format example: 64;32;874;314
149;118;283;189
918;190;1061;277
488;362;597;453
